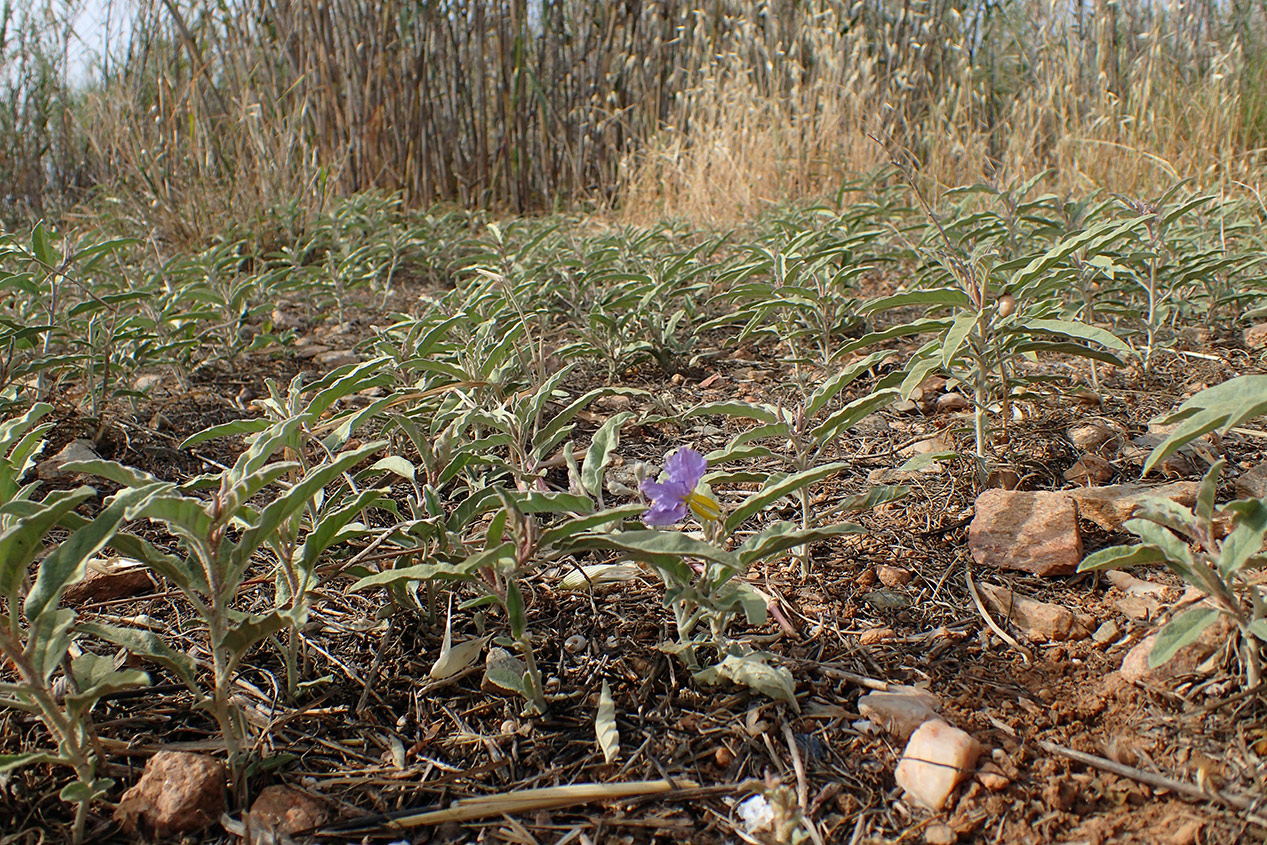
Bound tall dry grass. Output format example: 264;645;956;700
620;0;1267;224
4;0;1266;235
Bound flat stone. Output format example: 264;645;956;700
1067;421;1126;455
62;562;152;606
858;689;940;740
977;583;1090;642
1118;607;1233;685
1068;482;1200;532
969;490;1082;576
1235;461;1267;500
1092;620;1122;645
36;439;101;481
1115;595;1160;621
1104;570;1169;596
895;720;981;810
1244;323;1267;349
114;751;225;838
248;784;327;837
133;373;165;393
314;349;360;368
1064;453;1114;485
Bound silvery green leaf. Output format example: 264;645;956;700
483;647;528;697
77;621;199;694
725;463;847;533
711;653;796;704
1218;498;1267;577
1149;606;1221;668
1143;376;1267;475
1078;543;1168;572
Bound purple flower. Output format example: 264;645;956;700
640;447;720;526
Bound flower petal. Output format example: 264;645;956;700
640;477;691;503
642;498;688;526
664;447;707;489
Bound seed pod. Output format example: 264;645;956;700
997;293;1017;318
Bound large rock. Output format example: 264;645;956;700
895;720;981;810
977;583;1091;642
114;751;226;838
969;490;1082;576
1068;482;1199;532
1235;461;1267;500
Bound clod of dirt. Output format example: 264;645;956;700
895;720;981;811
247;784;328;837
876;564;914;587
977;583;1091;642
36;439;101;481
858;689;940;740
113;751;226;838
969;490;1082;576
974;762;1010;791
924;821;958;844
1067;482;1200;533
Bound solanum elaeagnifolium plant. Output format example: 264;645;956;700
567;445;905;704
682;349;909;575
0;404;166;844
1079;460;1267;688
64;417;389;787
1078;375;1267;688
854;177;1139;476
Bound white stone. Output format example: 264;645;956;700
895;720;981;810
858;690;940;740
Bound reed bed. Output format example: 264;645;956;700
2;0;1264;234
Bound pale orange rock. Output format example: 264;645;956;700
248;784;328;837
1067;482;1199;533
895;720;981;810
114;751;225;838
969;490;1082;576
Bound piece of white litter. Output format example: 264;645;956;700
737;794;774;833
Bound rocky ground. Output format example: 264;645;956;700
8;293;1267;845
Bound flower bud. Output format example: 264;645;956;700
997;293;1017;318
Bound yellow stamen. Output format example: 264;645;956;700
686;490;722;523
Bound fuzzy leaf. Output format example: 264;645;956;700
1149;606;1221;668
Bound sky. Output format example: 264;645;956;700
66;0;133;82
